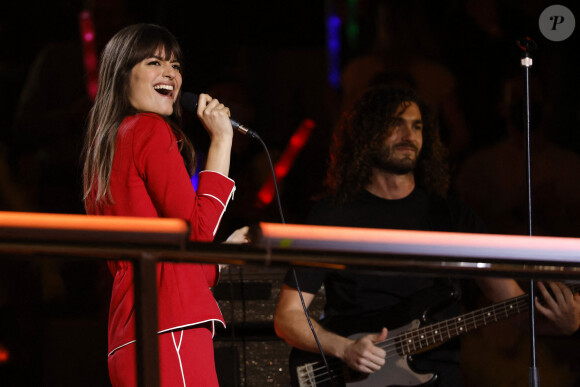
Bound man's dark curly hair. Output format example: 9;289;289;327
325;86;449;204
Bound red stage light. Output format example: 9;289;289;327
79;10;99;101
256;119;315;208
0;343;10;363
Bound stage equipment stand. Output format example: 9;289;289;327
517;36;539;387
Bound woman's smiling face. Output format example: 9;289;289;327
128;47;182;116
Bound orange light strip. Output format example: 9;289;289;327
0;211;188;234
258;222;580;263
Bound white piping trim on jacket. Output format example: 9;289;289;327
107;340;136;357
107;319;226;357
202;187;236;236
200;193;226;208
198;170;236;236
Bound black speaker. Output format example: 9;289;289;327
213;266;326;386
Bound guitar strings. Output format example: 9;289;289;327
376;296;529;356
303;284;580;386
303;296;530;385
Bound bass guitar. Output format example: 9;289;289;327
290;283;579;387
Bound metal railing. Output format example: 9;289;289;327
2;212;580;386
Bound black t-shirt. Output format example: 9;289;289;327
283;187;486;385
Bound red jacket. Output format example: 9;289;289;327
88;113;235;355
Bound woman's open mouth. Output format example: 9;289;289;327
154;84;174;97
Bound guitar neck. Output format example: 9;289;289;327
395;283;580;356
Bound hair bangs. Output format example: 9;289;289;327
127;25;183;71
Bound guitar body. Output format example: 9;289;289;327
290;320;437;387
288;285;460;387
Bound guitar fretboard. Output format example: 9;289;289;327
395;283;580;356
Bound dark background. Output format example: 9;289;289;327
1;0;580;386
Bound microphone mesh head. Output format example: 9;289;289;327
180;92;198;112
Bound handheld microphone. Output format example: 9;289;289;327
180;92;258;139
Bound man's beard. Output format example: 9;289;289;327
372;143;419;175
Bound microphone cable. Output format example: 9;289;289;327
181;91;336;385
251;133;285;224
248;130;337;387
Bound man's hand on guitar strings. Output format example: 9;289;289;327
535;281;580;335
341;327;388;374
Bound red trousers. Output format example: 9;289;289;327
108;325;219;387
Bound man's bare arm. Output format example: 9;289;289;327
274;284;387;373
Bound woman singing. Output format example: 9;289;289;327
83;23;237;386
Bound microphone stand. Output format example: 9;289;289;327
517;36;539;387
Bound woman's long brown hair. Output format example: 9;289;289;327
82;23;195;213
